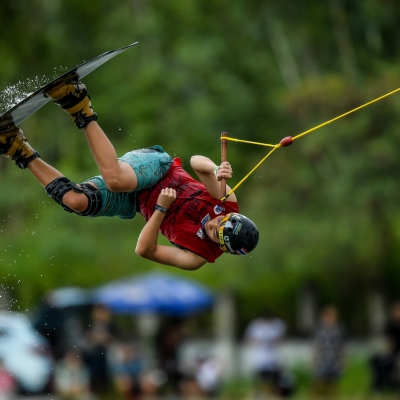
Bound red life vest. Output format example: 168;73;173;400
137;158;239;263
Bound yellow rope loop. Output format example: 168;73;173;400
221;145;280;201
220;136;277;148
292;87;400;141
219;86;400;201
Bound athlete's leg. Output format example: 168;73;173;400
83;121;138;192
47;81;138;193
0;127;99;215
29;156;101;216
27;158;89;213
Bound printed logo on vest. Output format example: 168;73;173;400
200;214;211;227
196;228;205;239
214;205;225;215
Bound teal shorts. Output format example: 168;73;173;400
84;145;172;219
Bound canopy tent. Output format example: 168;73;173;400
46;286;94;308
94;272;214;315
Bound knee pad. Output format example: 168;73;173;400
45;177;102;217
78;183;103;216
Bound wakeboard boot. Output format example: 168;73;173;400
46;81;97;129
0;127;40;169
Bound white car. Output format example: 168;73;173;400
0;311;53;393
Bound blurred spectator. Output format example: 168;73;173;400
0;358;16;400
33;293;90;360
33;297;68;359
244;310;290;397
369;300;400;393
312;305;346;397
139;370;166;400
155;318;184;396
370;339;398;393
195;356;222;398
384;301;400;357
82;305;119;394
179;375;203;400
112;343;143;400
54;350;93;400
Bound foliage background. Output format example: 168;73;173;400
1;0;400;335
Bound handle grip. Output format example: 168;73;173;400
220;132;228;202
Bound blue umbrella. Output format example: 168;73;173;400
47;286;94;308
94;272;213;315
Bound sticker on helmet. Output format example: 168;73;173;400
196;228;205;239
225;221;233;229
235;248;248;255
234;223;242;235
201;214;211;227
226;241;234;253
214;205;225;215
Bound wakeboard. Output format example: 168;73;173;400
0;42;138;133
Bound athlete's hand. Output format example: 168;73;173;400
157;188;177;209
215;161;233;181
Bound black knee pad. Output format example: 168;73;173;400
45;177;102;217
78;183;103;216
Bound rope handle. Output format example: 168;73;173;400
220;132;228;202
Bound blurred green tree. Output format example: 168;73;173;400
1;0;400;333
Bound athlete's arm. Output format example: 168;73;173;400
190;155;237;202
135;188;207;270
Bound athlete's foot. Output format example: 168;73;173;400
46;80;97;129
0;127;40;169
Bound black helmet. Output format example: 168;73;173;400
218;213;259;255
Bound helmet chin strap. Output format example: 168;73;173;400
218;214;231;253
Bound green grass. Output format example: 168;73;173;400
220;355;398;400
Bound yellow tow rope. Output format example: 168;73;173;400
220;87;400;201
